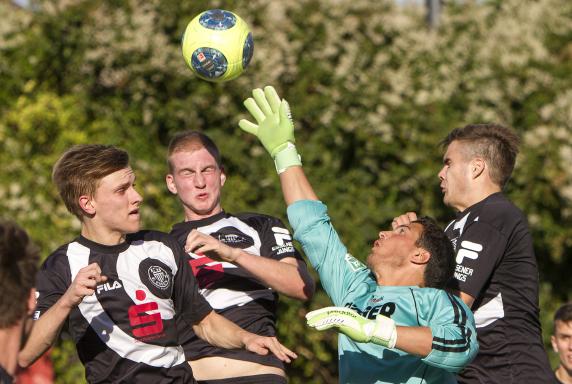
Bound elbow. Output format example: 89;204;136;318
294;278;315;301
18;350;35;369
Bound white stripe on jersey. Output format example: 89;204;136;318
473;292;505;328
194;216;274;309
117;240;177;320
199;217;263;256
199;287;273;310
67;241;185;368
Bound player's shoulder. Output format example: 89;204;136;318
127;230;179;247
234;211;287;228
472;193;527;228
413;287;473;315
42;240;77;269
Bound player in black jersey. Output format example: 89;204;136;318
394;124;554;383
0;220;39;384
18;144;296;384
165;131;314;384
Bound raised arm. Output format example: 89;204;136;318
238;86;318;205
19;263;107;367
185;228;314;300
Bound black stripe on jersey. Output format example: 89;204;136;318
431;293;473;353
408;288;421;326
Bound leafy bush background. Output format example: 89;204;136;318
1;0;571;382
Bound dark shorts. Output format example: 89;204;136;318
197;374;287;384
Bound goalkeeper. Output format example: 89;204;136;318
238;86;478;384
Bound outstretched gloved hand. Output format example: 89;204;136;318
238;85;302;173
306;306;398;348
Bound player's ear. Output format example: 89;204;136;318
165;174;178;195
471;158;485;179
551;334;558;353
79;195;96;215
220;167;226;187
411;248;430;265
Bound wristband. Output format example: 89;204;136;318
274;142;302;174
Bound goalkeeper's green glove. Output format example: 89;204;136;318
306;306;397;348
238;85;302;174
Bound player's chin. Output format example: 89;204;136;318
365;253;375;269
124;215;141;233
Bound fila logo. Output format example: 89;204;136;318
96;280;123;294
456;240;483;264
272;227;291;246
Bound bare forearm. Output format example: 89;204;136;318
278;166;318;205
231;252;314;300
19;300;72;367
395;326;433;357
193;311;248;349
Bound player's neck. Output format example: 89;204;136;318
374;267;423;287
0;323;24;377
556;365;572;384
184;205;222;222
458;183;502;212
81;223;126;245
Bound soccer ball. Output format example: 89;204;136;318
182;9;254;82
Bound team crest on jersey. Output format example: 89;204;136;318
211;227;254;249
345;253;366;272
148;266;170;289
139;258;173;299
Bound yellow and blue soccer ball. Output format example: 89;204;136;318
182;9;254;82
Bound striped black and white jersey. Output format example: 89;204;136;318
34;231;212;384
445;192;554;383
170;211;302;368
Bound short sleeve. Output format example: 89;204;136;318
171;239;212;325
258;216;303;262
452;221;507;298
34;254;71;319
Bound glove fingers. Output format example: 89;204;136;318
264;85;282;113
305;307;337;322
238;119;258;135
243;98;266;124
253;88;274;117
279;100;295;131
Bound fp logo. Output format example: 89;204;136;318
456;240;483;264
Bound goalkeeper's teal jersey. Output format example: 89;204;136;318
287;200;478;384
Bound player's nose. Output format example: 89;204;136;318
378;231;392;240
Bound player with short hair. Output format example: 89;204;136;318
0;220;39;384
18;144;296;384
238;86;478;384
552;303;572;384
394;123;554;383
165;131;314;384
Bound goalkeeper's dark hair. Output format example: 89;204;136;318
554;303;572;330
0;219;39;327
167;130;222;173
414;217;455;289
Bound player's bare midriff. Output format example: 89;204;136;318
189;357;285;380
